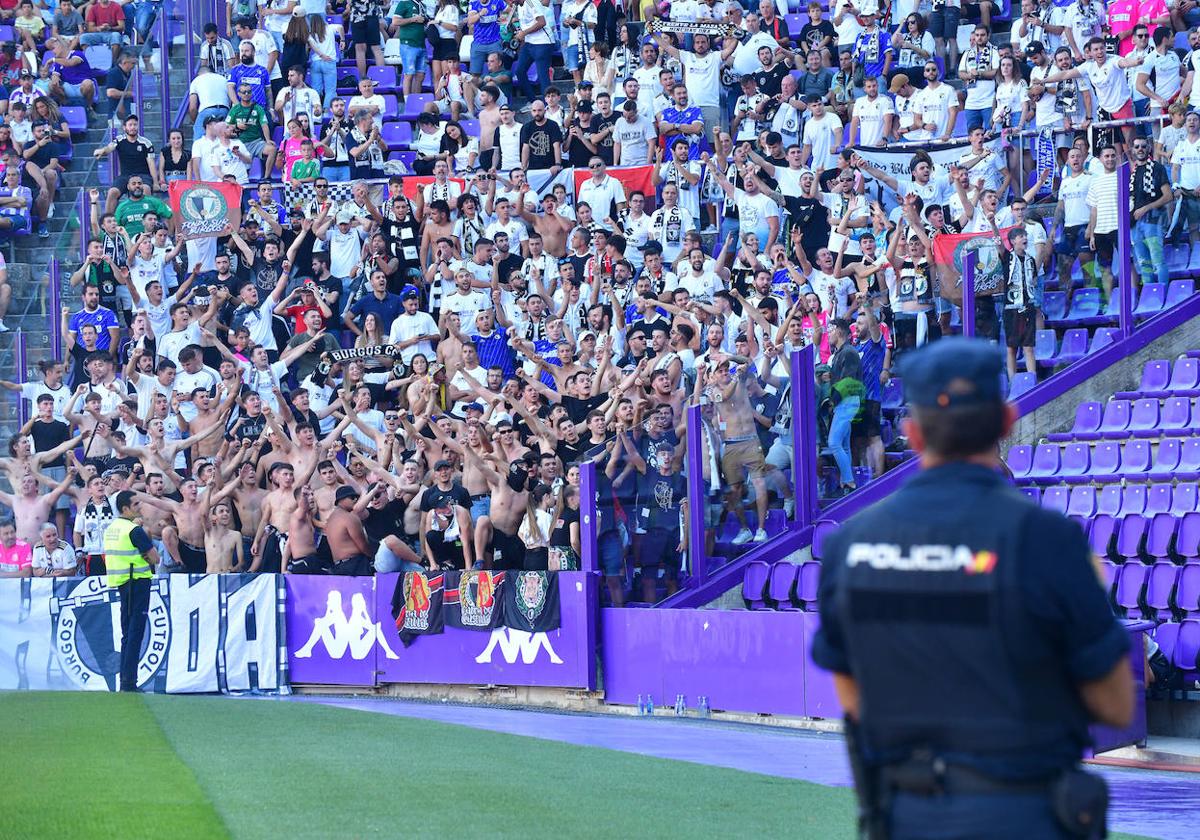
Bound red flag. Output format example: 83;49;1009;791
573;164;657;212
930;226;1015;304
168;180;242;238
398;176;466;202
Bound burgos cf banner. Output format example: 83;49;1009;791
169;180;243;238
0;575;288;694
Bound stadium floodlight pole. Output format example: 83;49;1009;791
791;344;818;528
685;403;706;584
962;250;976;339
1118;160;1134;339
579;460;598;574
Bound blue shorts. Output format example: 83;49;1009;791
470;495;490;522
597;527;624;577
399;43;427;76
563;45;584;71
1055;224;1090;257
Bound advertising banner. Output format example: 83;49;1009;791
169;180;243;238
286;576;385;686
851;136;1003;187
0;575;287;693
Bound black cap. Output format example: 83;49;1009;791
335;485;360;503
577;100;593;112
898;338;1005;409
433;459;453;470
640;240;663;255
1025;40;1045;56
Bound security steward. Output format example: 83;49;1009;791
812;338;1134;840
104;490;160;692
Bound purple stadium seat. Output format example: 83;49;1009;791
1020;487;1041;503
1058;443;1091;484
62;106;88;135
1119;440;1152;479
1156;622;1180;664
1163;358;1200;397
378;94;401;120
768;563;800;610
1174;484;1200;516
1146;563;1180;618
1149;438;1183;480
1089;328;1119;353
1090;514;1117;557
1047;401;1102;442
1090;442;1123;483
381;121;412;150
1165;279;1195;309
1041;486;1070;514
1120;484;1148;517
1096;485;1123;517
404;93;434;117
1068;514;1092;540
881;377;904;412
1007;445;1034;482
1134;283;1167;318
1115;563;1150;618
1098;292;1124;325
1116;515;1149;561
1008;372;1037;400
1176;568;1200;615
797;562;821;610
1172;621;1200;671
1033;330;1058;367
1097;400;1133;439
742;561;771;610
811;519;839;561
1178;438;1200;480
1146;513;1177;560
1056;287;1101;325
1099;559;1119;593
1028;444;1062;484
1041;291;1068;322
366;65;397;92
1047;328;1089;367
1159;398;1194;436
1127;399;1162;438
1146;484;1174;516
1178;512;1200;559
1115;360;1171;400
459;118;480;137
1067;486;1097;518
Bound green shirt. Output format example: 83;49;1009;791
227;103;269;144
390;0;425;47
114;195;172;236
290;159;321;181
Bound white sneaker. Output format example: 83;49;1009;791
0;320;10;333
731;528;753;545
753;528;768;542
784;498;795;518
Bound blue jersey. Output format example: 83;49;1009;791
473;327;515;380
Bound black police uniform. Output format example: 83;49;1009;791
811;339;1130;840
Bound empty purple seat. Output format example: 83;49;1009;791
1165;279;1195;309
797;562;821;610
1041;290;1068;322
1178;439;1200;480
1172;620;1200;671
1118;440;1152;478
1041;486;1070;513
1127;399;1162;437
1047;328;1089;367
742;561;771;609
1058;443;1091;484
1008;372;1037;400
1156;622;1181;663
366;65;397;92
380;121;412;150
1007;445;1034;482
1020;486;1041;503
1178;512;1200;560
1033;330;1057;367
1146;513;1177;559
1056;287;1101;325
1047;401;1102;442
1115;360;1170;400
1164;358;1200;397
1099;559;1119;592
1090;442;1123;483
1149;439;1183;481
1174;484;1200;515
1146;484;1174;516
1175;567;1200;615
1098;400;1133;439
1116;563;1150;617
1159;398;1193;436
1028;444;1062;484
811;519;839;561
1096;485;1124;517
378;93;401;119
403;92;434;117
1067;486;1097;518
1089;328;1119;353
1134;283;1167;318
768;563;800;609
1090;514;1117;557
62;105;87;135
1146;562;1180;617
881;377;904;412
1120;484;1148;517
1116;515;1149;560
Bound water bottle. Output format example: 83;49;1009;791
636;694;645;716
646;695;654;716
674;694;686;716
698;696;710;718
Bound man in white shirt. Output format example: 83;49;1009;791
612;101;656;166
801;96;843;170
274;65;323;128
440;270;490;337
576;157;627;229
1136;27;1182;140
888;73;922;141
671;247;723;300
1052;147;1094;287
957;126;1007;192
958;25;1000;132
348;77;387;130
725;11;782;78
848;76;894;147
387;287;440;362
1062;0;1104;61
655;31;722;139
1085;145;1120;300
1171;111;1200;247
1041;37;1143;156
912;60;959;141
187;65;231;142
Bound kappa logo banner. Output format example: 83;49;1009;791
502;571;562;634
0;575;288;693
169;180;243;238
444;570;505;631
391;571;445;647
475;628;563;665
851;136;1004;187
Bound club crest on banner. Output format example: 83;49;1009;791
458;571;502;628
400;571;433;632
515;572;549;624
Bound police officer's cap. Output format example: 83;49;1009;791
899;338;1005;409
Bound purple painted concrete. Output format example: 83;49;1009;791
373;572;598;689
281;695;1195;840
286;576;378;686
686;404;707;584
793;345;819;529
1118;160;1134;339
579;462;598;574
962;250;977;339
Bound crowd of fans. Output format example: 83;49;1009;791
0;0;1192;604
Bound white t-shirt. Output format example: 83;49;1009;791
240;359;289;411
679;50;721;108
913;82;956;139
958;46;1000;110
157;323;203;365
613;115;655;166
1028;64;1062;129
450;366;489;416
441;290;490;336
20;381;70;421
852;95;894;147
810;271;855;316
1171;136;1200;190
803;112;843;170
1081;58;1132;114
648;205;695;264
577;175;627;222
128;254;165;303
735;190;781;244
958;147;1007;192
189;73;229;111
1086;170;1119;235
324;225;365;278
1139;49;1182;104
249;30;282;80
517;0;555;45
277;85;324;127
1063;1;1104;56
832;0;862;46
387;310;440;362
1057;171;1093;227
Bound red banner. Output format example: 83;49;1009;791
168;180;243;238
573;164;656;212
399;176;467;202
930;226;1015;303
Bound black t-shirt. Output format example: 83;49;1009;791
250;253;285;297
83;453;139;473
364;497;407;544
114;135;154;176
232;411;267;442
420;482;471;513
1131;161;1169;211
551;505;578;549
591;113;617;166
555;436;587;466
799;21;836;53
30;418;71;467
519;119;564;170
68;343;94;389
495;252;522;284
643;472;686;531
753;63;791;98
561;393;607;424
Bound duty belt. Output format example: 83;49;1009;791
881;755;1054;797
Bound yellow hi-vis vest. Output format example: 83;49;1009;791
103;517;152;586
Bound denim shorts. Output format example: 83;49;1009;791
597;527;624;577
399;43;427;75
1055;224;1090;257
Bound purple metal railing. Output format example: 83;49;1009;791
791;344;818;529
684;404;706;586
159;9;171;142
14;329;27;425
962;250;977;339
49;257;63;361
1118;160;1135;339
580;460;598;573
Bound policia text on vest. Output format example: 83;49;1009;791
103;491;161;692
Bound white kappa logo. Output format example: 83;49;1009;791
475;628;563;665
295;591;398;661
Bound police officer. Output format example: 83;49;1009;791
104;490;160;692
812;338;1134;839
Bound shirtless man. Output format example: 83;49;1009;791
2;425;85;485
63;386;118;457
426;418;493;525
419;200;456;269
135;472;181;573
517;188;574;258
106;412;227;493
203;499;245;573
182;385;239;461
703;353;770;545
324;484;373;575
463;447;538;570
135;478;212;574
229;460;267;560
252;460;317;573
282;484;325;574
312;459;344;525
0;469;75;544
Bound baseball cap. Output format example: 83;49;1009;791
888;73;910;94
578;80;594;89
335;485;360;503
1025;40;1045;56
335;209;353;224
465;402;485;414
401;284;420;300
499;103;512;112
577;100;593;112
433;459;453;471
899;338;1005;409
